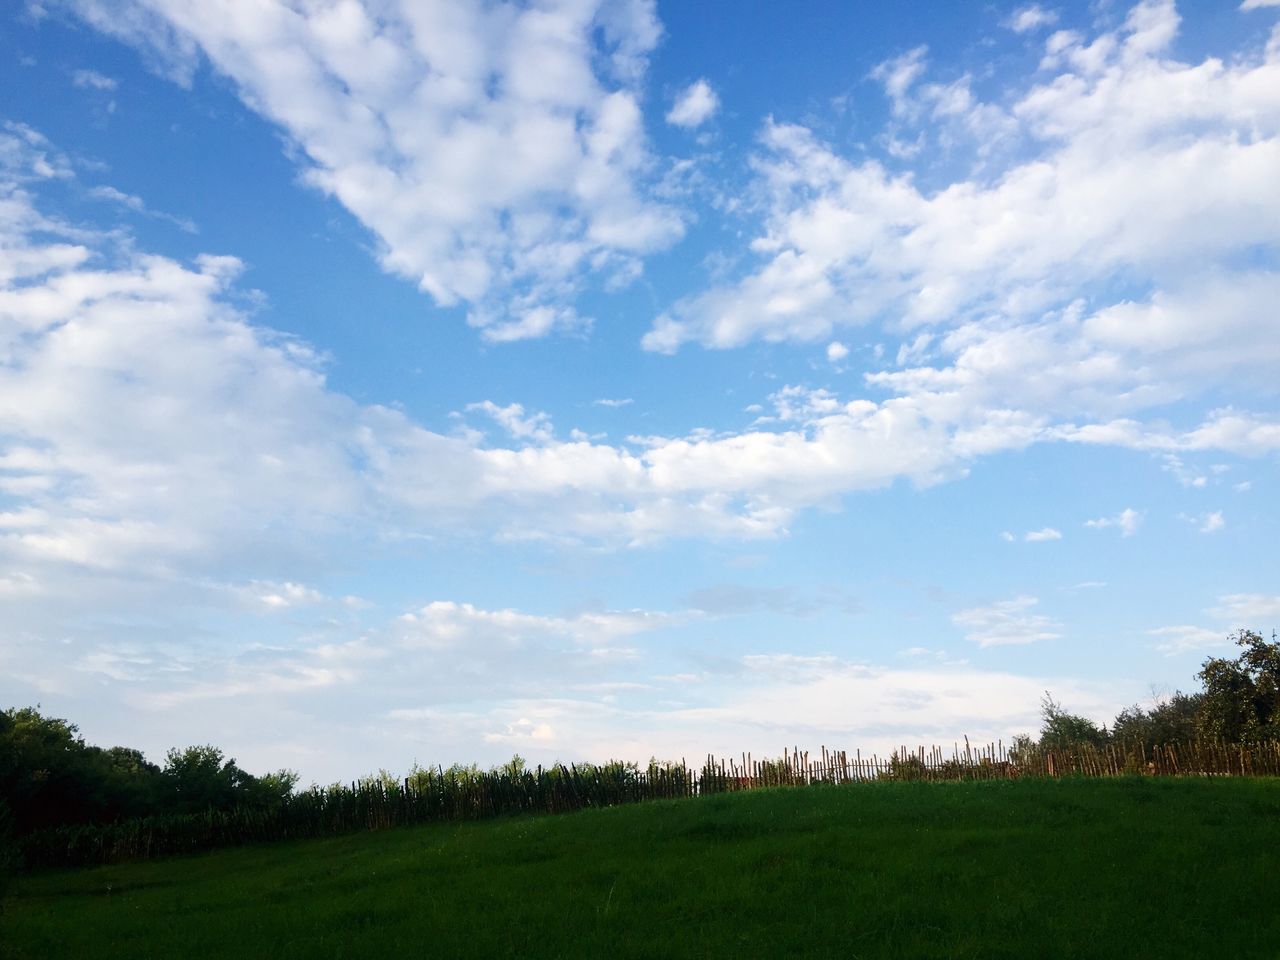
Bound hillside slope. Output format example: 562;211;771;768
6;777;1280;959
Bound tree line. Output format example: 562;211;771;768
1022;629;1280;754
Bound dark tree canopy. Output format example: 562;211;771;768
1197;630;1280;742
0;706;296;836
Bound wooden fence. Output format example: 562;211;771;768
19;738;1280;870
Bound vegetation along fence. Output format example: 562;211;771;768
20;738;1280;870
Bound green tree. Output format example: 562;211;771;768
1110;692;1202;749
1038;694;1107;751
162;745;256;814
1197;630;1280;742
0;706;162;831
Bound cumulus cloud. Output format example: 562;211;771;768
666;78;719;128
1240;0;1280;10
826;341;849;363
952;596;1062;647
1;121;1273;582
643;1;1280;476
63;0;683;342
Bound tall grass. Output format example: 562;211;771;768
21;737;1280;869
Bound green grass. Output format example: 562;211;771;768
6;777;1280;959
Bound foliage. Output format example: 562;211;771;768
0;707;297;844
1037;693;1108;751
1018;630;1280;752
883;752;928;781
0;707;165;833
1110;692;1202;749
1197;630;1280;742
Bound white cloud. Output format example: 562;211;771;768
1241;0;1280;10
71;68;118;90
397;600;672;653
1085;507;1142;536
826;341;849;363
1148;625;1228;654
65;0;683;342
870;46;929;115
1188;510;1225;534
952;596;1062;647
465;401;556;444
1024;527;1062;542
594;397;634;408
651;19;1280;355
666;78;719;128
381;654;1120;773
1149;592;1280;656
1006;5;1059;33
642;3;1280;475
1209;594;1280;624
87;184;197;232
1;125;1070;601
242;580;328;611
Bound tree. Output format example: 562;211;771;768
162;745;256;814
1110;691;1202;749
1197;630;1280;742
1038;693;1107;751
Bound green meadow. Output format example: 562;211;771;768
6;776;1280;959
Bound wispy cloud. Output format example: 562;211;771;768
1024;527;1062;543
1085;508;1142;537
1005;5;1059;33
1180;510;1225;534
71;68;118;90
1148;625;1228;655
952;597;1062;647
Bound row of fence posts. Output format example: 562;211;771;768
696;737;1280;789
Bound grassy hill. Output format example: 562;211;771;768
6;776;1280;959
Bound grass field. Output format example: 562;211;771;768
6;777;1280;959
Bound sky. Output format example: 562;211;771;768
1;0;1278;785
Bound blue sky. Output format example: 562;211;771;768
1;0;1278;783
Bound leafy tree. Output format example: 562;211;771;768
498;754;527;778
1038;694;1107;751
162;745;258;814
0;706;162;831
1110;692;1202;749
255;769;300;806
1197;630;1280;742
